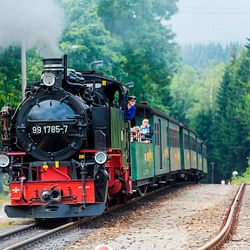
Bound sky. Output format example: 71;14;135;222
170;0;250;45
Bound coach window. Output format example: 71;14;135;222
170;129;173;147
184;134;189;150
190;137;196;151
198;143;202;154
154;122;159;146
158;119;162;146
170;129;179;148
203;146;207;158
166;127;169;147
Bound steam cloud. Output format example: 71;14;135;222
0;0;65;57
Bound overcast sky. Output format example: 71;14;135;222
170;0;250;45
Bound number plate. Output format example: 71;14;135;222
31;125;69;135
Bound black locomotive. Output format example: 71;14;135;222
1;56;132;218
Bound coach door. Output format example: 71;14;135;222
154;118;163;171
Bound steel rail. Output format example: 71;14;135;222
199;183;245;250
0;223;37;241
2;217;92;250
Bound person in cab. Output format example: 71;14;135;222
127;96;137;120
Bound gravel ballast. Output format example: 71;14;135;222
0;184;239;250
60;184;238;250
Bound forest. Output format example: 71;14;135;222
0;0;249;183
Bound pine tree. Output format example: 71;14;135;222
211;49;250;180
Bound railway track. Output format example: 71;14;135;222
1;218;93;250
223;184;250;250
199;183;245;250
0;223;37;242
1;183;182;250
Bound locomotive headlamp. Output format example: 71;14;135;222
42;72;56;86
94;151;107;165
0;154;10;168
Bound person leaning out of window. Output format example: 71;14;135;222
127;96;137;121
140;118;153;142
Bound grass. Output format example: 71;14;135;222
231;165;250;184
0;192;12;228
0;220;16;228
0;192;10;204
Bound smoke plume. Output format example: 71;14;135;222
0;0;65;57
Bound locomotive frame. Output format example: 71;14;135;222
0;56;207;219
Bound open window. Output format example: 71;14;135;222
104;83;125;108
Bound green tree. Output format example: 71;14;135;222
60;0;127;80
170;63;225;124
0;47;42;108
97;0;178;112
211;49;250;180
243;86;250;140
240;41;250;141
181;42;242;68
0;46;22;107
0;1;179;113
191;108;214;182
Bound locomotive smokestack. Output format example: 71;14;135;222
42;58;63;88
43;58;63;70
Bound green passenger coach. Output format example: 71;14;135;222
130;103;207;191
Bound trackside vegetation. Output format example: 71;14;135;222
231;167;250;184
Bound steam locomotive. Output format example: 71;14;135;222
0;56;207;219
